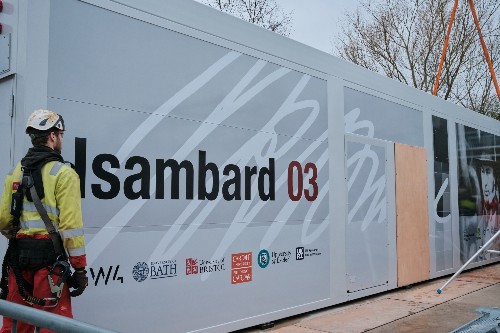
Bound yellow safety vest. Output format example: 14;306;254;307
0;161;86;260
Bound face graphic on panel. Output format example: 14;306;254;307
481;165;495;203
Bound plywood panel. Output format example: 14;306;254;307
395;143;430;286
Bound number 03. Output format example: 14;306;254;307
287;161;318;201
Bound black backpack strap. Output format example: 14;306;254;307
23;173;66;260
0;175;23;299
0;242;10;300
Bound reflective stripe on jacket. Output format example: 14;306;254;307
0;161;86;268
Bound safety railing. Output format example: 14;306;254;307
0;299;119;333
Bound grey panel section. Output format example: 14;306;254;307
0;78;13;180
432;116;453;271
47;0;327;142
76;225;330;333
46;2;330;331
345;141;388;292
0;34;11;75
434;169;453;271
344;88;424;147
50;97;329;230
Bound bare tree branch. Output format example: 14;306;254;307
335;0;500;120
203;0;294;37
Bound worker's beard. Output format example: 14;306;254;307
54;136;62;154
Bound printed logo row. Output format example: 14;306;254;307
89;247;322;286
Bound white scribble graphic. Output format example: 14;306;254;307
158;75;328;277
88;51;328;267
260;135;328;250
434;178;451;224
345;108;387;231
301;150;330;245
87;51;243;265
345;108;374;138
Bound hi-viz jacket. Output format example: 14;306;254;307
0;161;87;269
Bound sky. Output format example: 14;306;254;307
275;0;359;54
194;0;360;54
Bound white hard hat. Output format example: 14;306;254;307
25;109;65;133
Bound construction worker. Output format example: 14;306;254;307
0;109;88;333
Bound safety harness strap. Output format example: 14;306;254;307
0;241;11;300
26;176;66;260
0;179;22;300
9;240;50;307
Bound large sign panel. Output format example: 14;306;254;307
47;1;329;332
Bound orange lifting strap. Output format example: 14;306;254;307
433;0;500;102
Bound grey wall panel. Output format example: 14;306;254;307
0;78;13;179
345;140;389;292
344;87;424;147
431;116;454;272
47;0;327;142
46;1;331;331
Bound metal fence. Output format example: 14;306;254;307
0;299;119;333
